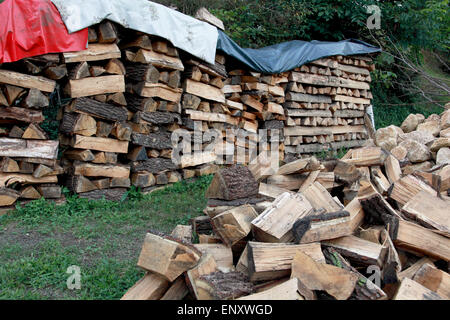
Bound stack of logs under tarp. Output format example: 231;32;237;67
0;17;379;206
122;145;450;300
283;56;374;161
0;56;63;210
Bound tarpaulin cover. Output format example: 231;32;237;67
51;0;219;64
0;0;88;64
217;31;381;74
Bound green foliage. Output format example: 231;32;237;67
315;147;349;161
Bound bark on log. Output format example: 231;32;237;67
205;165;259;200
69;97;128;122
131;158;178;173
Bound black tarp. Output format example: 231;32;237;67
216;31;381;74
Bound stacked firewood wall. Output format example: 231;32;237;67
225;69;288;163
178;54;231;176
59;21;131;201
0;55;63;210
121;30;185;191
282;56;375;161
0;18;378;207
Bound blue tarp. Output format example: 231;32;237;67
217;31;381;74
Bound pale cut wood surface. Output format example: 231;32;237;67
71;135;129;153
0;70;56;92
120;273;169;300
0;138;58;159
63;43;121;63
66;75;125;98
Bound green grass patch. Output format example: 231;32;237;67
0;175;213;300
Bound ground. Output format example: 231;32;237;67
0;175;212;300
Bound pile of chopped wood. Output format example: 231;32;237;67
283;56;374;161
0;56;63;210
123;138;450;300
375;110;450;172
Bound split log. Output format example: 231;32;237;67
121;273;169;300
64;149;95;162
43;65;67;80
160;277;190;301
401;191;450;236
195;272;254;300
393;220;450;261
134;49;184;71
247;241;325;282
69;97;128;122
20;186;41;200
238;278;307;300
71;135;129;154
205;165;258;201
388;175;437;207
211;205;258;246
0;158;20;173
22;124;48;140
0;70;56;92
291;250;358;300
66;175;98;193
65;75;125;98
131;172;156;188
301;182;343;213
127;64;160;85
412;263;450;299
21;89;49;109
137;233;202;282
0;138;58;159
131;158;178;174
0;188;20;206
60;113;97;137
0;107;44;123
393;278;443;300
78;188;127;201
73;162;130;179
127;146;148;162
63;44;121;63
322;235;387;266
185;254;218;300
0;173;57;188
134;83;183;103
131;132;172;150
32;164;53;178
170;225;193;243
183;79;225;103
37;184;61;199
194;244;234;273
385;155;402;184
69;62;90;80
252;192;313;243
323;248;387;300
195;7;225;30
134;111;181;125
293;210;354;244
277;157;321;175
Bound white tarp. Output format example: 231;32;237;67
51;0;218;64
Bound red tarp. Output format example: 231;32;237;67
0;0;88;64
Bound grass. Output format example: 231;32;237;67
0;175;213;300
